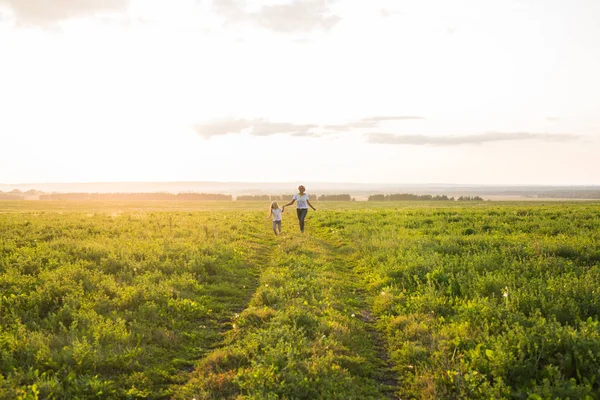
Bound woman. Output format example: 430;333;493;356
282;185;316;233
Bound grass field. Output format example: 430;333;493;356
1;201;599;399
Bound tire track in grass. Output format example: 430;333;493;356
313;227;399;398
173;225;395;399
166;214;278;396
211;231;276;335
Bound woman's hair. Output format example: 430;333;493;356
298;185;305;192
270;201;279;209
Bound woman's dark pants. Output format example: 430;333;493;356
296;208;308;232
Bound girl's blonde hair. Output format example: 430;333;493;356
270;201;279;209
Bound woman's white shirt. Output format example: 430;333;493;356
293;193;309;209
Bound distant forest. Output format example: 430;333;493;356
0;192;473;201
34;192;232;201
235;194;351;201
236;194;318;201
2;189;600;201
368;194;484;201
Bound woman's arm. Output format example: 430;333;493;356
282;198;295;210
266;209;273;220
306;200;316;211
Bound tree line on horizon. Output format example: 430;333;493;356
367;193;484;201
2;191;468;202
35;193;356;201
236;194;353;201
235;194;318;201
38;192;233;201
3;189;600;201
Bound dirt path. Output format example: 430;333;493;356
173;225;400;399
310;229;399;399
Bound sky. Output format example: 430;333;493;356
1;0;599;185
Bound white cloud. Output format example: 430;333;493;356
367;132;581;146
212;0;341;33
194;115;425;138
194;118;320;138
0;0;129;25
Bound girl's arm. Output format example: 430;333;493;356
266;210;273;220
306;200;316;211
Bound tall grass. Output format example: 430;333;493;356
1;201;599;399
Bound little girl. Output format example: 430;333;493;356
266;201;283;235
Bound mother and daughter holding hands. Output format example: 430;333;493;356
266;185;316;235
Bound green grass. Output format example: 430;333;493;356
1;201;599;399
0;209;266;398
336;203;600;399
